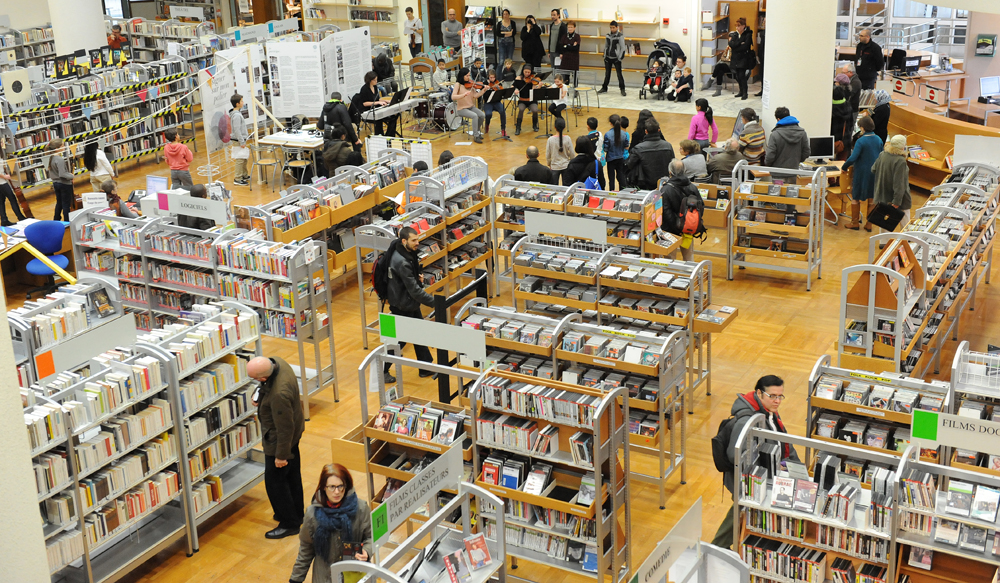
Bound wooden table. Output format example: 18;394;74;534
948;101;1000;128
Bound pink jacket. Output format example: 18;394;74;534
688;111;719;143
164;142;193;170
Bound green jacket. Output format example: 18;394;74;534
257;357;304;460
871;151;911;210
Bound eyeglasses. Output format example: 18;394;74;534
761;392;785;401
325;484;346;492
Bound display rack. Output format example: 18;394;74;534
5;56;195;190
157;0;223;28
949;341;1000;477
805;354;950;466
733;415;902;583
470;370;631;582
727;161;825;291
839;161;998;375
302;0;398;41
214;230;338;415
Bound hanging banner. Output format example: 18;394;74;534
216;45;267;121
266;41;324;118
198;63;238;154
333;27;372;103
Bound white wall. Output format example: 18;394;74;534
761;0;837;137
5;4;52;29
48;0;108;55
964;11;1000;99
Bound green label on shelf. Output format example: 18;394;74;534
371;503;388;542
379;313;396;338
912;410;939;442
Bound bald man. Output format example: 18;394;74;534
248;355;305;539
513;146;554;183
706;138;745;184
442;9;462;49
855;29;884;90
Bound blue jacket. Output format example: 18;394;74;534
842;132;883;202
603;129;630;162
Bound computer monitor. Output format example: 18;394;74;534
904;56;921;74
888;49;907;71
981;76;1000;98
146;175;169;195
808;136;835;163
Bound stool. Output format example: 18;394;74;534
249;144;281;192
282;147;313;184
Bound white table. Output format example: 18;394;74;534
258;131;326;178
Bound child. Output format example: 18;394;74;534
546;117;574;185
501;58;517;84
663;68;682;99
164;128;194;190
548;74;568;119
229;94;250;186
470;57;488;83
668;67;694;102
643;59;665;94
603;114;629;191
586;117;606;189
620;117;631;163
46;139;74;221
431;59;451;90
483;69;508;138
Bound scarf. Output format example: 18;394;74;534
874;90;891;107
314;491;359;562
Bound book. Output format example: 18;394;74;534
89;289;115;317
373;410;395;431
944;480;974;517
907;545;932;570
442;549;470;582
577;472;596;506
934;518;961;545
972;485;1000;523
792;479;819;513
581;544;598;572
959;524;989;553
463;533;492;570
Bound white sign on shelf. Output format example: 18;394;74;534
366;136;434;170
34;317;138;383
379;313;487;361
139;190;231;225
524;211;607;244
953;135;1000;168
912;410;1000;456
268;19;300;37
169;5;204;20
81;192;108;209
629;498;702;583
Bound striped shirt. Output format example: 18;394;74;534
738;121;766;165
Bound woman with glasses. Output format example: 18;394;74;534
290;463;373;583
710;374;799;550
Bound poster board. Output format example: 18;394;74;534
198;62;238;154
216;45;267;121
333;27;372;102
266;41;324;118
365;136;433;169
461;23;485;65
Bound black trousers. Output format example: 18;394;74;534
0;183;26;224
548;103;567;119
408;43;422;58
265;443;304;529
602;58;624;91
606;159;626;191
383;305;433;372
712;62;731;85
667;88;691;102
859;76;876;90
52;182;73;221
733;66;750;97
373;115;398;137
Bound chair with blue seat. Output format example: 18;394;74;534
24;221;69;299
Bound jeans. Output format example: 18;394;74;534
596;162;606;189
456;107;485;136
265;443;304;529
695;139;712;152
383;305;434;372
0;183;26;224
484;101;507;130
602;58;625;91
52;182;73;221
498;41;514;65
516;102;538;129
548;103;567;119
170;169;193;190
606;159;626;191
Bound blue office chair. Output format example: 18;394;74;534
24;221;69;299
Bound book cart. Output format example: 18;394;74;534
2;56;195;191
948;341;1000;476
804;354;951;467
839;161;999;375
468;371;632;582
9;275;132;389
726;161;826;291
454;298;690;508
26;302;262;582
732;415;902;583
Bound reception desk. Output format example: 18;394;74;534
886;102;1000;190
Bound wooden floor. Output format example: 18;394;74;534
10;104;998;582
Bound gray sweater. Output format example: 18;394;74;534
441;19;462;47
48;153;74;185
229;108;248;146
871;151;912;211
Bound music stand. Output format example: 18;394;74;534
535;71;552;82
534;87;562;139
389;87;411;105
485;88;515;141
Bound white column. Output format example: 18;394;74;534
760;0;837;137
0;285;49;581
48;0;108;56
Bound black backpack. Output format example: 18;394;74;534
370;243;396;303
711;409;754;472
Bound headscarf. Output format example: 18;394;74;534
313;490;359;562
874;90;892;107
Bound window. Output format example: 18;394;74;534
103;0;125;18
836;21;850;41
893;1;952;19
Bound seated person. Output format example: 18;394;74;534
678;140;709;182
177;185;216;231
322;125;354;176
358;71;397;136
643;59;666;94
547;74;569;119
668;67;693;102
662;68;683;99
101;180;139;219
431;59;452;93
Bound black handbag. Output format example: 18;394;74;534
867;203;905;231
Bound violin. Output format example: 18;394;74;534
524;73;541;86
463;81;486;90
486;79;503;91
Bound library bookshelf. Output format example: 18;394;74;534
469;370;631;581
0;25;55;73
948;342;1000;478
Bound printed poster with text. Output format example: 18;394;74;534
216;45;266;123
266;41;324;118
198;62;237;154
333;27;372;102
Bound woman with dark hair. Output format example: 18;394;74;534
84;142;116;193
290;464;373;583
546;117;574;184
513;64;541;135
688;98;718;152
630;109;655;152
358;70;396;136
101;180;138;219
603;114;629;190
452;67;487;143
563;135;598;185
728;17;754;100
737;108;766;165
868;89;892;145
520;15;544;69
496;9;516;65
841;115;882;231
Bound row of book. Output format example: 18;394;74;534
26;402;70;452
480;450;598;504
149;231;215;261
214;234;301;277
83;470;180;547
371;402;466;445
116;257;144;280
150;263;216;291
156;317;255;373
59;357;165;431
46;529;83;574
815;414;908;452
185;387;254;448
191;474;224;516
74;398;173;475
79;435;175;512
178;358;248;417
121;282;149;305
34;451;70;498
485;517;597;572
188;420;260;481
478;375;598;428
816;524;889;564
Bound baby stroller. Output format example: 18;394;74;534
639;40;686;100
639;57;668;100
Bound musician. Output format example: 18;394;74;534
358;71;397;137
431;59;451;93
548;74;569;120
453;68;488;143
483;69;508;139
513;64;541;136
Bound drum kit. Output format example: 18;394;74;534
415;93;461;131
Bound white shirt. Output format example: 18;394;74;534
553;84;568;107
403;17;423;40
92;149;115;179
431;67;450;88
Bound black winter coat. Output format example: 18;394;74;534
728;29;754;70
520;24;545;66
514;159;554;184
627;134;675;190
316;100;358;144
563;154;597;185
871;103;890;145
855;40;885;81
386;241;434;312
660;174;699;236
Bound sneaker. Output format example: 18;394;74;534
597;88;608;94
474;135;483;143
532;125;539;132
234;179;249;186
418;369;436;378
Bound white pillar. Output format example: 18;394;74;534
0;285;49;581
48;0;107;56
760;0;837;137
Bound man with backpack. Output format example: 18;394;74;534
658;159;702;261
710;374;798;549
376;226;436;382
627;118;674;190
316;91;360;149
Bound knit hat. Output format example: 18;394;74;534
835;73;850;85
890;134;907;150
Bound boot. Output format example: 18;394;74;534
597;87;608;94
514;125;521;136
702;78;715;91
863;202;873;231
484;122;490;135
713;86;723;97
846;201;860;230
